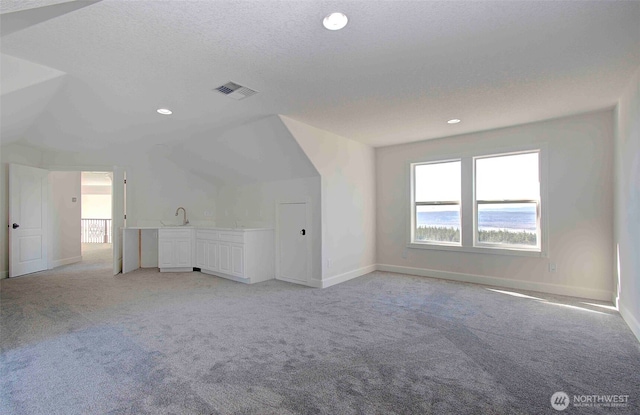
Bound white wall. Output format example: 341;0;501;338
0;54;66;146
166;115;319;186
215;176;322;282
0;143;44;278
40;146;219;226
82;194;111;219
49;171;81;267
0;143;219;276
280;116;377;286
615;66;640;341
376;110;615;301
81;172;112;219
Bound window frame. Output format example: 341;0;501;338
411;159;462;247
407;144;548;258
473;150;542;252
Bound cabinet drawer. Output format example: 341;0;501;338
196;230;218;240
219;232;244;244
159;228;193;239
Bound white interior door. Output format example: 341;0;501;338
277;202;309;284
112;167;126;275
122;228;139;274
9;164;49;277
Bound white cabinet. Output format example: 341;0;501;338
158;228;194;272
196;229;273;284
196;230;219;271
231;244;244;277
218;242;232;274
122;226;271;281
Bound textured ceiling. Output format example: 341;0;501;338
1;0;639;149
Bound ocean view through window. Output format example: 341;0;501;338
411;147;543;254
475;152;540;248
413;160;461;244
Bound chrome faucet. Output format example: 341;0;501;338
175;207;189;225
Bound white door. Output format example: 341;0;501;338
112;167;126;275
9;164;49;277
277;202;309;284
122;228;139;274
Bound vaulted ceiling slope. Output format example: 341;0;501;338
0;54;66;144
1;0;639;150
158;115;318;185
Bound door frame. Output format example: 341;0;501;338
275;198;312;285
40;164;126;275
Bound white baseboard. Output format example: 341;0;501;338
306;279;322;288
275;276;323;288
51;256;82;269
619;303;640;343
200;269;250;284
0;270;8;279
321;264;377;288
377;264;612;301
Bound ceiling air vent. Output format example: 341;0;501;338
214;81;258;100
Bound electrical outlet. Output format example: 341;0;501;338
549;263;557;273
402;248;408;259
326;258;332;269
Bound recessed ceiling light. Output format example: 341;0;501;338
447;119;461;124
157;108;172;115
323;12;348;30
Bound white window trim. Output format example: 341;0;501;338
410;158;462;246
406;143;549;258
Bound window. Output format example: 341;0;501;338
475;152;540;250
412;160;461;244
409;147;545;255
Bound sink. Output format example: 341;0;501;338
160;221;192;227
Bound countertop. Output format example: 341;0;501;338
122;226;273;232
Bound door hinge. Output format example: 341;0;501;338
124;214;127;219
124;179;127;184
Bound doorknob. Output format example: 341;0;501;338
12;223;19;229
300;229;306;236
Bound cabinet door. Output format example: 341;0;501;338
175;239;191;267
158;239;175;268
206;241;218;271
196;239;206;268
219;242;232;274
231;244;244;277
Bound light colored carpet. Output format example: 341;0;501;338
1;251;638;414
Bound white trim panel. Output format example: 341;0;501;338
377;264;612;301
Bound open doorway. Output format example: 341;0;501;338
80;172;113;264
9;165;124;278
